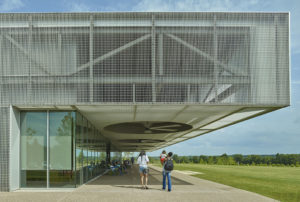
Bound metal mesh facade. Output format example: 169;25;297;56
0;12;290;106
0;12;290;191
0;107;9;191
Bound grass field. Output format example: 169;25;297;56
172;164;300;202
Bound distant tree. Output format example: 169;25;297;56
199;155;208;163
77;150;84;163
228;156;236;165
171;154;300;166
274;153;281;164
173;154;179;163
288;154;298;165
233;154;243;165
199;158;205;164
122;152;133;160
100;152;106;161
217;157;224;165
57;112;73;136
181;156;190;163
221;153;228;158
242;156;251;165
261;156;272;165
213;156;218;164
208;156;214;164
217;154;229;165
247;155;261;165
192;156;200;163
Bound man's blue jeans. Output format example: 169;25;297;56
162;171;171;191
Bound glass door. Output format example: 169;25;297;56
20;112;47;188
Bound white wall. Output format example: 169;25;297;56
10;106;20;191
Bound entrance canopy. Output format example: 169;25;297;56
15;104;276;152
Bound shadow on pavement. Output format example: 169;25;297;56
87;165;192;186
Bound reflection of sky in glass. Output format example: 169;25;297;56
49;112;74;170
20;112;47;170
49;112;74;136
21;112;47;136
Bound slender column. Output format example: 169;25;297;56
28;15;33;103
249;27;255;103
275;15;279;103
106;143;111;164
151;15;156;102
89;15;94;102
133;83;136;103
0;35;2;77
0;35;2;101
133;105;137;121
213;15;219;102
58;33;62;72
158;34;163;75
247;30;251;103
46;111;50;188
187;84;191;102
72;112;75;181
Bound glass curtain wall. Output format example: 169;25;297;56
111;152;122;162
75;112;107;186
21;111;108;188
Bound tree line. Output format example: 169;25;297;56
149;153;300;166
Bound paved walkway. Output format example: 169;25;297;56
0;165;277;202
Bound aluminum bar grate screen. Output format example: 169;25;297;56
0;12;290;106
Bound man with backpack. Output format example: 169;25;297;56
162;152;174;192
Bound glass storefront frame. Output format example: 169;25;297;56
20;110;108;189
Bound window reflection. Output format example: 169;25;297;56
20;112;47;188
20;111;107;188
49;112;75;188
75;112;107;185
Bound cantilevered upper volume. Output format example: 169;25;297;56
0;12;290;152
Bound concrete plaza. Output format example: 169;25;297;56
0;165;277;202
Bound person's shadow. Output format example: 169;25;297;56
87;165;192;187
112;185;162;190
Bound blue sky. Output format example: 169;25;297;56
1;0;299;155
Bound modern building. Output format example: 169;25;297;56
0;12;290;191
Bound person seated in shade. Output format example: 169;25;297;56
109;161;122;175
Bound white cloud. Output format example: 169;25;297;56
132;0;263;12
67;2;91;12
0;0;24;11
292;80;300;85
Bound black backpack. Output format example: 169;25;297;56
164;159;174;171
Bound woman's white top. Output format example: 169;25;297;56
137;155;149;168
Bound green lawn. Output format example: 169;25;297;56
173;164;300;202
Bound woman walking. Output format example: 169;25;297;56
162;152;173;192
137;151;149;189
